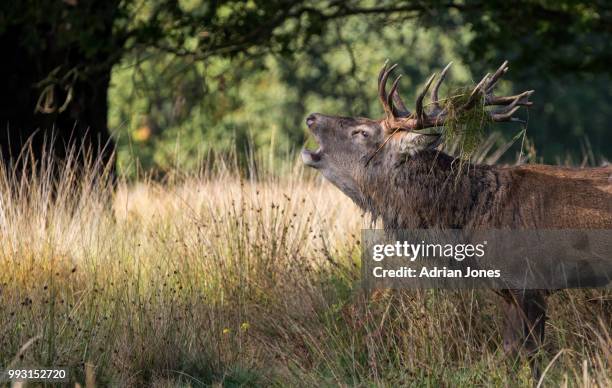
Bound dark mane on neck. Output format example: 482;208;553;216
361;150;511;229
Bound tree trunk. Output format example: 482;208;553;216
0;1;119;177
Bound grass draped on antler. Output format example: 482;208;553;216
440;86;492;162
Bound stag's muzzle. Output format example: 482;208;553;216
302;113;324;167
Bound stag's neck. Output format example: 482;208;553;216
362;151;511;229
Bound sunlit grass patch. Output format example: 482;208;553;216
0;151;609;387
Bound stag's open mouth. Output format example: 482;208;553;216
301;146;323;167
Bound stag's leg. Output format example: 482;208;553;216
522;291;547;381
501;290;548;381
503;299;524;356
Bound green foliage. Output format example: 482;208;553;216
449;0;612;75
110;17;473;176
108;1;612;177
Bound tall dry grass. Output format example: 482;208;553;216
0;146;609;387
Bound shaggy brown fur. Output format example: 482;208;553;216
363;149;612;230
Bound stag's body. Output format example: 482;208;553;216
301;60;612;380
363;148;612;364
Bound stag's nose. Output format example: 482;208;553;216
306;113;318;128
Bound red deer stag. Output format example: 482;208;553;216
301;60;612;379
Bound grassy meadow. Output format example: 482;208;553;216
0;150;610;387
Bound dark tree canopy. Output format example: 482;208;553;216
0;0;610;171
458;0;612;75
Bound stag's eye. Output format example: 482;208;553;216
352;129;369;138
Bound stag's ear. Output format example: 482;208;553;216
397;132;441;156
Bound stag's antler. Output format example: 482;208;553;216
378;61;533;131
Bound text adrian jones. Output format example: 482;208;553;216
372;266;501;278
